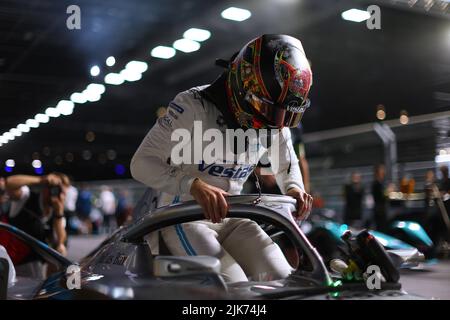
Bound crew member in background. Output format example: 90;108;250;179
76;184;93;234
64;181;78;235
438;165;450;195
116;190;133;227
4;173;69;258
343;172;364;227
99;186;116;234
371;164;388;231
424;169;436;207
423;169;440;243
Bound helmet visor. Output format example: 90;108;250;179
245;92;310;128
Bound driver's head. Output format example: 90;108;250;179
226;34;312;129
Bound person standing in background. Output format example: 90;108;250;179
423;169;441;242
4;173;69;257
64;183;78;214
76;184;93;234
343;172;364;227
424;170;437;208
115;190;132;227
99;186;116;234
64;182;78;234
438;166;450;195
371;164;388;231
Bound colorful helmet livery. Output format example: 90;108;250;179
226;34;312;129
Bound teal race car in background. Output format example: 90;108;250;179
301;209;434;263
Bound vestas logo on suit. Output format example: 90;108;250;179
171;121;282;174
198;161;254;179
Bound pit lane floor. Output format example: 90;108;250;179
67;234;107;262
66;235;450;299
400;260;450;299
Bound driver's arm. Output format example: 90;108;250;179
267;128;304;194
268;128;312;219
299;154;310;194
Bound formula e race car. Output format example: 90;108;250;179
302;208;434;263
0;195;429;300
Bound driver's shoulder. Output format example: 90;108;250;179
171;85;215;119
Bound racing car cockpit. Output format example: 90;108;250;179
121;195;331;284
1;194;417;300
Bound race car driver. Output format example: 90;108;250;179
131;34;313;283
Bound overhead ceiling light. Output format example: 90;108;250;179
106;56;116;67
10;128;22;137
70;92;87;104
26;119;40;128
4;132;15;141
86;83;106;95
84;92;101;102
45;107;61;118
173;38;201;53
120;69;142;82
5;159;15;167
151;46;176;59
59;107;73;116
0;136;8;144
90;65;100;76
32;159;42;169
104;73;124;85
341;8;370;22
35;113;50;123
56;100;74;116
183;28;211;42
83;83;105;101
125;61;148;73
17;124;30;133
221;7;252;21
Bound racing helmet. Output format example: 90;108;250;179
226;34;312;129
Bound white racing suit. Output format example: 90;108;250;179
131;84;304;283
